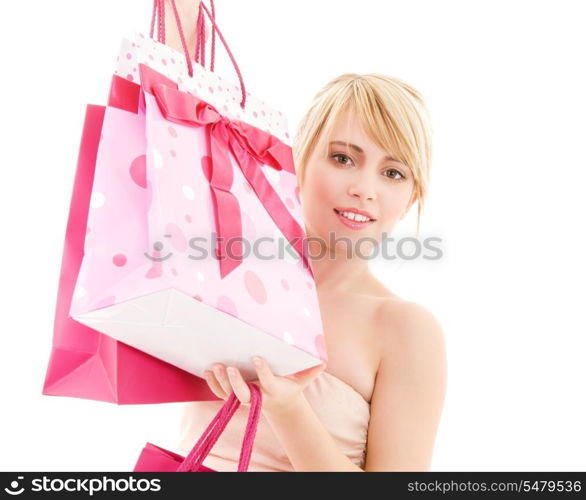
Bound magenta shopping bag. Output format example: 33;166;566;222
134;383;262;472
42;100;215;404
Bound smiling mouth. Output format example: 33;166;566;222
333;208;376;222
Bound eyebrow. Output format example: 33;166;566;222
329;141;400;163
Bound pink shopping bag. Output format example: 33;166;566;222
68;1;327;382
134;382;262;472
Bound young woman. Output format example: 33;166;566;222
167;0;447;472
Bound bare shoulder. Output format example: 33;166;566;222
375;298;446;352
372;297;448;393
356;274;447;364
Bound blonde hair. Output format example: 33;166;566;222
292;73;433;236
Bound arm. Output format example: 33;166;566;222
162;0;205;60
364;301;448;471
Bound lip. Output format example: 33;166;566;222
333;208;376;230
334;207;376;220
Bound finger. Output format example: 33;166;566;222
292;362;327;382
251;357;278;392
203;370;228;400
212;364;233;395
226;366;252;405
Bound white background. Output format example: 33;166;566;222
1;0;585;472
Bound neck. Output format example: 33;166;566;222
306;236;371;294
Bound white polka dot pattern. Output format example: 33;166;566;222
114;33;291;147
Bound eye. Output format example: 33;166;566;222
330;153;354;166
383;168;405;180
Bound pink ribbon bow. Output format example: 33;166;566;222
138;63;314;279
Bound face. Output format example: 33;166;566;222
299;106;415;256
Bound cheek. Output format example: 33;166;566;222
300;165;334;208
305;165;333;195
384;197;407;216
299;170;338;236
300;185;322;226
379;184;414;219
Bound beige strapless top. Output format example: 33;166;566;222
175;371;371;472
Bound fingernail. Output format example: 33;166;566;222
252;356;262;367
227;367;236;376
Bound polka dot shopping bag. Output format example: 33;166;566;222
43;0;326;405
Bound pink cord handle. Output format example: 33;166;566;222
197;1;247;109
150;0;215;70
176;383;262;472
194;0;216;71
149;0;166;44
150;0;192;75
149;0;247;110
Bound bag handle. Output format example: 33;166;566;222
176;382;262;472
150;0;216;70
149;0;247;110
194;0;216;71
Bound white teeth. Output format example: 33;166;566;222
338;211;371;222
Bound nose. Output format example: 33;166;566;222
348;172;376;201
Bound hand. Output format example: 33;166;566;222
203;357;327;417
